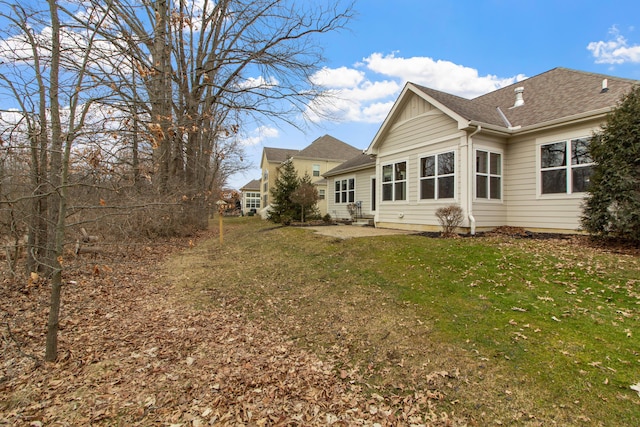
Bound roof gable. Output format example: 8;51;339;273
296;134;361;161
240;179;261;191
367;83;470;152
263;147;299;163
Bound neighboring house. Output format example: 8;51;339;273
239;179;261;215
259;135;362;216
259;147;299;211
329;67;637;233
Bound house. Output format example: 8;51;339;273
327;67;638;233
239;179;261;215
259;135;362;217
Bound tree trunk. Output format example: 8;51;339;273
44;0;62;361
44;268;62;361
149;0;172;193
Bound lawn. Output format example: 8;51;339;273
168;216;640;426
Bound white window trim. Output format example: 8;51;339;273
334;177;356;204
370;175;377;212
417;150;457;202
381;160;408;203
474;148;504;203
536;136;593;199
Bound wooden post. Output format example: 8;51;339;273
216;200;228;245
219;212;224;245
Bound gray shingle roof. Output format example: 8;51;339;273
296;134;361;161
240;179;261;191
323;152;375;177
412;67;639;130
263;147;299;163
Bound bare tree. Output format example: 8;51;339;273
0;0;113;360
86;0;354;227
0;0;354;361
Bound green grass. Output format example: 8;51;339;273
167;217;640;426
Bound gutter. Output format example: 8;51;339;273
465;106;614;137
467;125;482;235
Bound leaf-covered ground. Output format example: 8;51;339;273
1;233;465;426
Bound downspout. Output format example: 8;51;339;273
467;125;482;235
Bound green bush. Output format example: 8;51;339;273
582;86;640;243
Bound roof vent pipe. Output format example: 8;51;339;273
601;79;609;93
513;87;525;107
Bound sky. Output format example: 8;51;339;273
228;0;640;189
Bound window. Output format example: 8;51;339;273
476;150;502;200
244;192;261;209
540;138;593;194
334;178;355;203
382;162;407;201
312;164;320;177
319;189;325;200
420;152;455;200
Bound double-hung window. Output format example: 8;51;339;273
420;152;455;200
312;164;320;177
476;150;502;200
540;138;593;195
382;162;407;201
245;192;261;209
334;178;355;203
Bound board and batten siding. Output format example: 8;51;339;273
375;102;465;231
503;121;603;232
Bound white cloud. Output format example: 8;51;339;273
310;66;365;88
305;52;522;125
341;79;401;102
587;27;640;64
363;52;523;99
361;101;396;123
239;125;279;146
237;76;280;90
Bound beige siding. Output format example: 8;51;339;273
259;156;345;216
503;121;603;232
292;158;345;216
374;114;604;233
293;158;344;183
382;112;460;154
396;93;433;122
326;168;376;220
375;108;464;229
471;135;508;227
259;152;278;210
